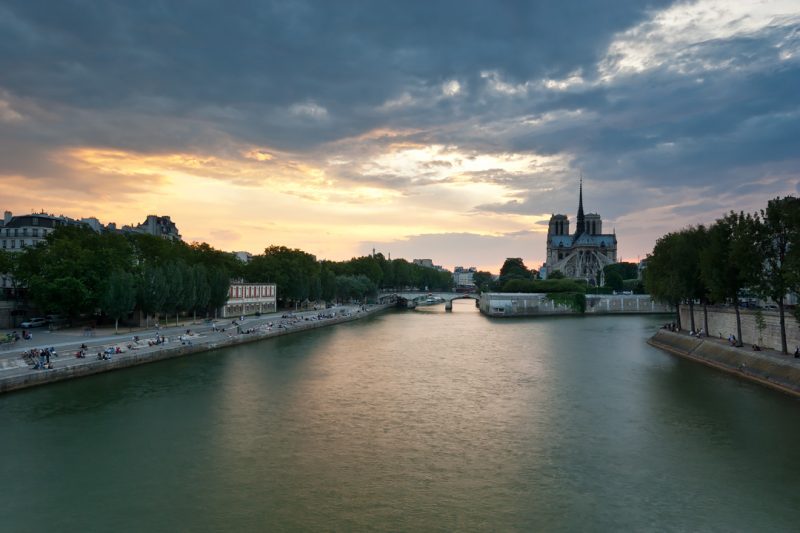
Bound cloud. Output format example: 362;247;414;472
0;0;798;271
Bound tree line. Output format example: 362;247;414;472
645;196;800;354
471;257;643;295
0;227;454;328
242;246;454;306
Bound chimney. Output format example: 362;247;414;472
3;211;11;225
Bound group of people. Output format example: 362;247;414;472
688;328;706;337
10;330;34;341
23;346;58;369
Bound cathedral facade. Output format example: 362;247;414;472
541;181;617;285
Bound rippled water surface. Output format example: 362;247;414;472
2;301;799;531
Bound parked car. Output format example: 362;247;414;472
20;317;47;328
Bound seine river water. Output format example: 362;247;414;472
2;301;800;531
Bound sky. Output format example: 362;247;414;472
1;0;798;273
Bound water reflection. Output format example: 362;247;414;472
2;310;800;530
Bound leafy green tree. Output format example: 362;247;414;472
605;271;624;292
700;212;760;346
207;267;231;318
603;262;639;281
320;266;337;301
101;270;136;333
472;271;493;292
755;196;800;354
0;249;12;275
192;264;211;320
14;226;135;315
138;264;167;327
163;261;187;326
246;246;319;307
26;276;92;318
499;258;531;284
392;259;412;289
548;270;565;279
645;232;686;329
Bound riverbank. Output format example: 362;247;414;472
648;329;800;397
0;304;390;394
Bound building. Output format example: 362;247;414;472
453;266;477;289
234;251;253;263
121;215;181;241
541;180;618;284
220;282;277;318
1;210;182;293
413;259;434;268
0;210;88;253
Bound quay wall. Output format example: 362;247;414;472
479;293;671;317
648;329;800;397
679;306;799;353
0;306;389;395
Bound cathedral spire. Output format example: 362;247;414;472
576;174;585;236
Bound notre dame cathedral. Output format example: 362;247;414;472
541;180;618;285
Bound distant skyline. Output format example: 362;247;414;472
1;0;798;272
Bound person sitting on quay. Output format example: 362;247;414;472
752;344;761;351
794;346;800;358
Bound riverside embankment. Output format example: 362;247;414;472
0;304;389;394
648;329;800;397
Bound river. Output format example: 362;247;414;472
1;300;799;531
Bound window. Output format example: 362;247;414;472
1;240;5;248
32;217;38;226
10;240;15;249
42;229;47;236
14;228;18;237
32;228;39;237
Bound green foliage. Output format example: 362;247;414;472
101;270;136;331
499;258;532;284
547;270;565;279
335;274;377;302
603;262;638;281
499;278;587;294
605;271;624;292
245;245;320;304
472;270;493;292
207;267;231;312
546;292;586;313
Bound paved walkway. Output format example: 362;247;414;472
663;328;800;368
0;305;373;380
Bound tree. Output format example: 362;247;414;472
645;232;686;329
548;270;565;279
101;270;136;333
163;261;187;326
138;264;167;327
207;267;231;318
472;271;493;292
755;196;800;354
192;264;211;319
700;212;760;346
499;258;531;283
605;271;624;292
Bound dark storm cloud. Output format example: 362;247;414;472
0;0;672;152
1;0;798;234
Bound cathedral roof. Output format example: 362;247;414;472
572;232;616;247
549;235;574;247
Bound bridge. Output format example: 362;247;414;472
377;291;479;310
